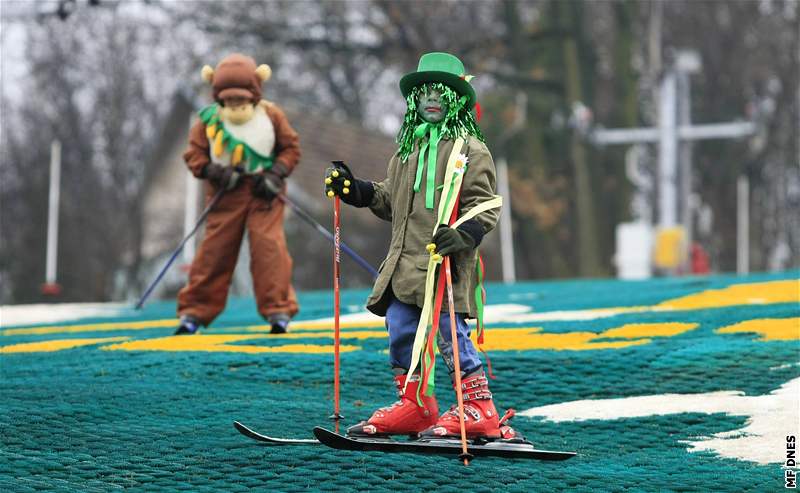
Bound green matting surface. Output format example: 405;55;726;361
1;271;798;492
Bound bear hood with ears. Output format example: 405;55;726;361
201;53;272;103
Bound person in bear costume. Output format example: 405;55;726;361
176;53;301;335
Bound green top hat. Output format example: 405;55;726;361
399;52;476;109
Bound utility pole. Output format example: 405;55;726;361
495;158;516;283
676;58;695;259
737;176;749;275
41;140;62;296
657;70;678;227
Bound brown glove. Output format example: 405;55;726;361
253;162;290;203
202;163;241;191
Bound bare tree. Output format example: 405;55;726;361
3;0;795;304
1;3;185;302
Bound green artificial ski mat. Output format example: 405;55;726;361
1;271;798;491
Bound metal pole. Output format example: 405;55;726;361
45;140;62;286
330;195;343;433
135;188;224;309
593;122;757;145
648;0;663;87
444;255;472;466
678;122;757;140
183;116;200;263
737;175;749;275
183;170;200;263
677;70;693;271
591;127;658;145
496;158;516;283
279;194;378;278
658;71;678;227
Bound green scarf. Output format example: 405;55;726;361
413;122;443;209
199;104;274;173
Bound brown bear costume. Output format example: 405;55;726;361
177;53;301;333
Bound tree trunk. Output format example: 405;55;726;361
560;2;603;277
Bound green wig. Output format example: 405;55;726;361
396;82;484;162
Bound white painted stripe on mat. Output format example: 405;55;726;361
519;377;800;465
0;303;128;327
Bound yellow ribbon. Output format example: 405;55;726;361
403;138;503;392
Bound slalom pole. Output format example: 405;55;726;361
444;255;472;466
135;188;225;310
329;191;344;433
278;194;378;278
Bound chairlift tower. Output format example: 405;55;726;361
589;50;757;276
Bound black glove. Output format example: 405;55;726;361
431;219;485;256
253;162;289;203
202;163;241;191
324;161;374;208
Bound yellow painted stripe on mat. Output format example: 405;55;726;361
1;337;130;353
600;323;698;339
1;319;177;336
1;319;384;336
717;317;800;341
231;323;386;333
274;320;385;331
100;334;360;354
469;322;697;351
240;328;387;340
656;279;799;310
469;327;651;351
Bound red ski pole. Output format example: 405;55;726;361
329;186;344;433
443;255;473;465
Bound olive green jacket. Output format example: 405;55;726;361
366;135;500;317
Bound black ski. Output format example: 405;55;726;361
312;427;576;461
233;421;321;445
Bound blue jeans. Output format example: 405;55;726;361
386;295;482;376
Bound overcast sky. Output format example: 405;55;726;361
0;1;37;103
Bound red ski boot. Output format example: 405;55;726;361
347;373;438;437
420;372;520;440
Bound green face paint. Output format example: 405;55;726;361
416;86;449;124
396;82;485;162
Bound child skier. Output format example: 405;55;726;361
324;52;516;440
177;53;301;335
